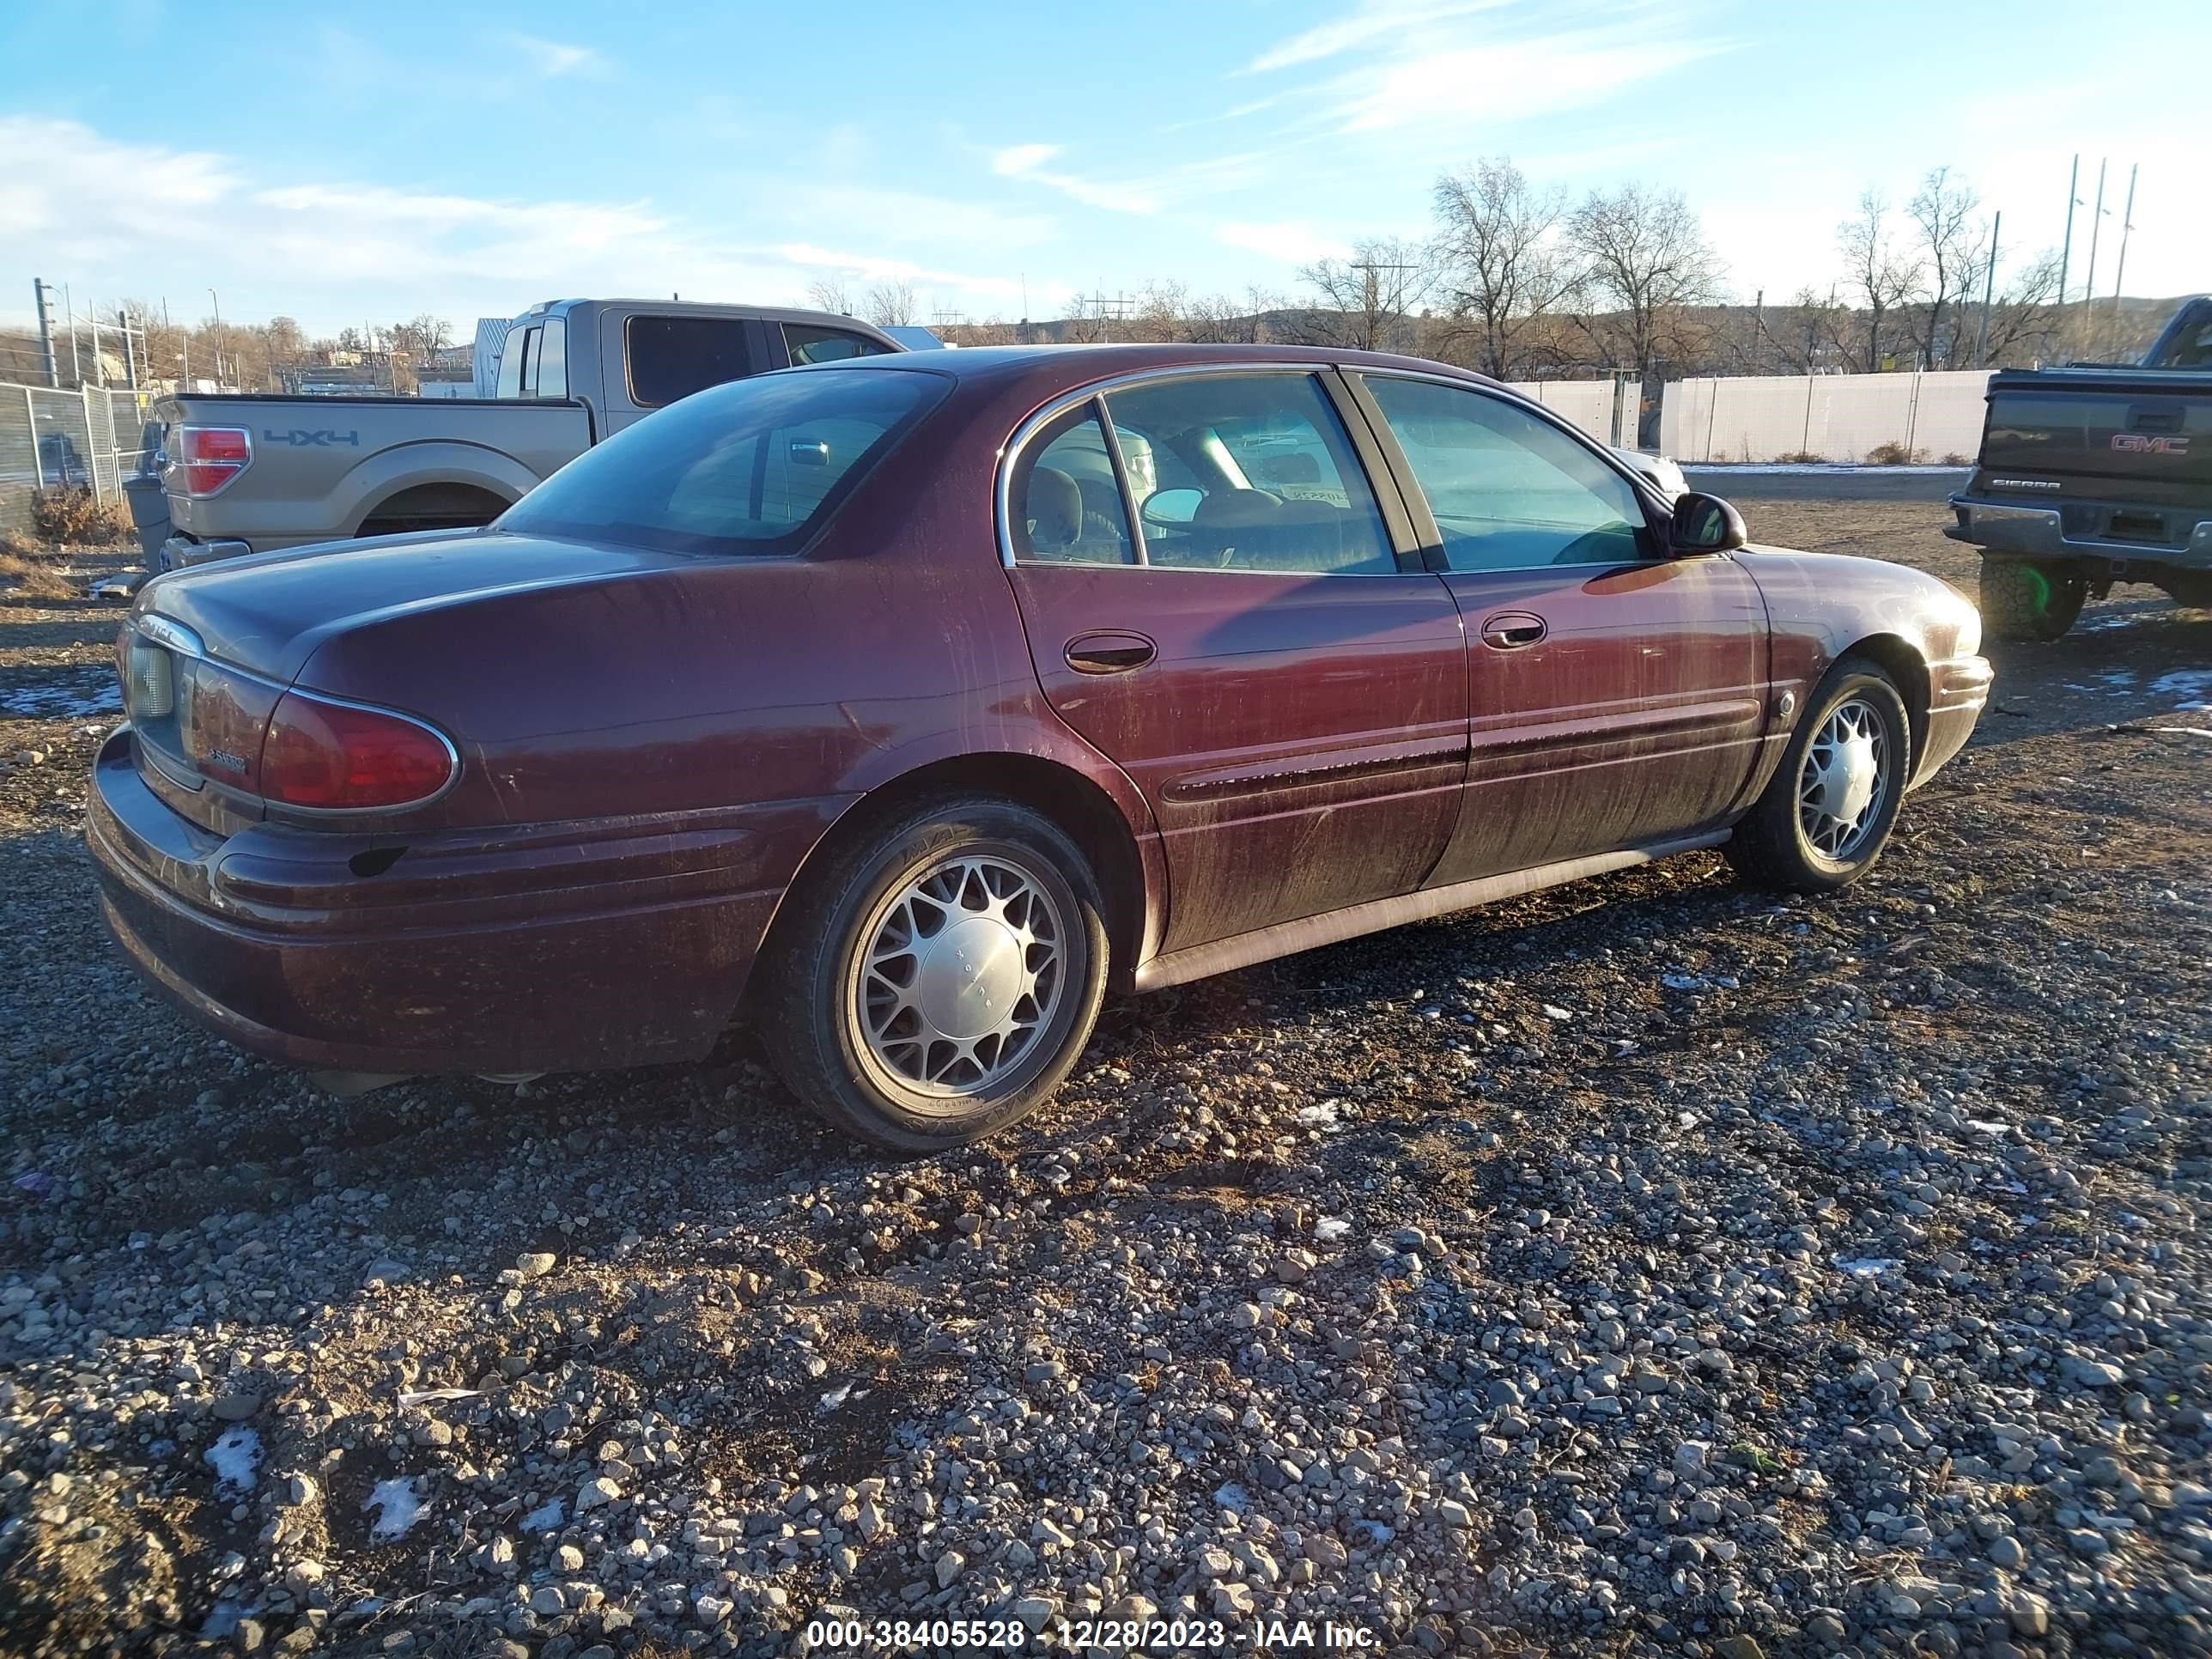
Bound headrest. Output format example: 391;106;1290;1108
1027;465;1084;547
1192;487;1283;528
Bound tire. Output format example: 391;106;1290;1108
759;795;1109;1152
1979;556;2085;642
1726;659;1911;895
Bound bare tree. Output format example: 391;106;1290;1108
1565;183;1722;391
1907;167;1982;368
1836;191;1923;372
1431;157;1582;379
1295;237;1433;351
1978;249;2065;366
805;276;855;316
864;279;916;327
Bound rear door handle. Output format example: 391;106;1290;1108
1479;611;1547;650
1065;631;1157;674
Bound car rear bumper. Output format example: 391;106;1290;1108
159;532;252;571
1912;654;1993;788
86;726;845;1076
1946;495;2212;572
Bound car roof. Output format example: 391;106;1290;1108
820;341;1500;395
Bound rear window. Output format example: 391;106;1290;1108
497;368;946;556
627;315;755;408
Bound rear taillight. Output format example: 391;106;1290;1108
172;425;251;496
258;691;456;811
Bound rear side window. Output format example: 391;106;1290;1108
627;315;756;408
785;323;894;366
534;318;568;398
1012;404;1135;565
496;327;535;398
498;368;946;556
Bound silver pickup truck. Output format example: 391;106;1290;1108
144;299;908;568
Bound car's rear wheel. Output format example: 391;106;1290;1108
1980;556;2085;641
760;796;1107;1152
1726;658;1911;894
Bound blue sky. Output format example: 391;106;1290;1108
1;0;2201;337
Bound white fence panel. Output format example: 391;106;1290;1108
1504;380;1620;445
1659;370;1992;463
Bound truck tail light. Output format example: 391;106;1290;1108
172;425;252;496
258;690;457;811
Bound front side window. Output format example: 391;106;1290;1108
1099;373;1396;574
1360;375;1650;571
498;367;945;556
627;315;756;409
785;323;893;366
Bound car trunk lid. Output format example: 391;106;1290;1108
121;531;691;830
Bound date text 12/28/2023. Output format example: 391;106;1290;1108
799;1614;1386;1650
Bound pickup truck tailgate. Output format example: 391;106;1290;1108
1982;372;2212;495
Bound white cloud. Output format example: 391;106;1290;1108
989;142;1158;215
1244;0;1510;74
0;117;1054;333
1237;1;1724;138
510;34;605;79
775;244;1025;300
1217;221;1354;265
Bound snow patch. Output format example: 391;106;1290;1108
519;1498;565;1532
365;1476;427;1544
0;669;122;720
1833;1256;1903;1279
205;1426;262;1497
2151;668;2212;711
1296;1099;1346;1131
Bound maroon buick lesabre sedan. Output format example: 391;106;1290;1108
88;345;1990;1148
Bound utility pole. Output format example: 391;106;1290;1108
1975;210;2001;368
1752;289;1765;374
64;283;81;386
33;280;59;387
1349;258;1417;350
2056;155;2079;344
2109;163;2138;354
209;288;226;387
2081;160;2109;350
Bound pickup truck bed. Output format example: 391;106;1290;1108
156;393;594;567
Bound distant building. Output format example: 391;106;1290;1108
471;318;513;397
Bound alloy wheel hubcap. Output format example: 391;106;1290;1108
857;854;1063;1097
1798;696;1889;861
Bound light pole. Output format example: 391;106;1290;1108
209;288;225;386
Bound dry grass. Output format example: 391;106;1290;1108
32;485;133;547
1865;440;1929;465
0;545;75;602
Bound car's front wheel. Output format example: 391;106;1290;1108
1980;556;2085;641
1726;658;1911;894
761;796;1108;1152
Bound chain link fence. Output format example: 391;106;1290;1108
0;382;162;537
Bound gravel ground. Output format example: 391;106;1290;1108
2;510;2209;1659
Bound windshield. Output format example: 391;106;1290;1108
498;367;946;556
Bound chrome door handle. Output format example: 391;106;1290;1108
1479;611;1547;650
1065;632;1157;674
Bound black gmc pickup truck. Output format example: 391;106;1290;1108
1949;295;2212;640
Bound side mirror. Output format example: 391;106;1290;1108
1139;487;1204;526
1668;491;1747;556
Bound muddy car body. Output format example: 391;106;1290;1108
88;344;1990;1147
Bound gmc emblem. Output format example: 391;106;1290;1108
2112;433;2187;454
